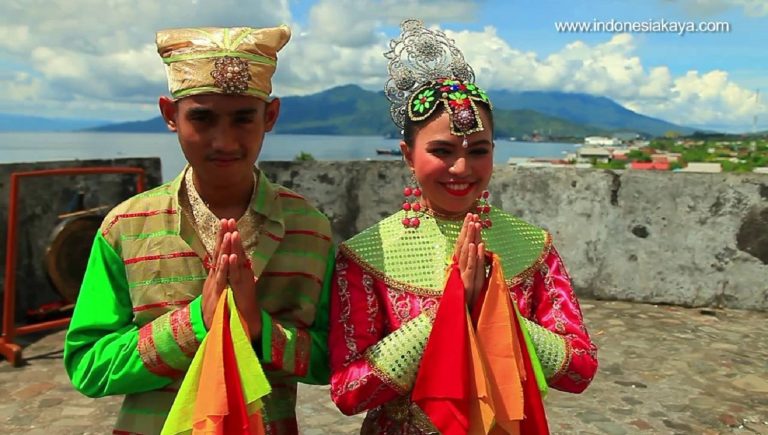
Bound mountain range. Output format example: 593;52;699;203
1;85;696;137
0;113;109;132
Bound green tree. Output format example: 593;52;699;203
293;151;316;161
627;150;651;162
595;160;627;170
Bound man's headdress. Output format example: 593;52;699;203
156;25;291;100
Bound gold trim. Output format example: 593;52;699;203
422;203;480;220
508;232;553;287
339;232;553;296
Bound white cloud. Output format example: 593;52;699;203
442;28;765;130
306;0;477;47
0;0;292;118
0;0;764;130
274;0;478;95
0;72;43;101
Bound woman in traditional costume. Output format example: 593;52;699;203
328;20;598;434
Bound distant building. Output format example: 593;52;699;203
508;158;571;168
650;154;669;164
613;132;642;142
665;153;682;163
612;149;630;161
577;147;612;163
531;158;569;164
630;161;670;171
507;157;532;166
518;162;562;168
584;136;621;147
680;162;722;173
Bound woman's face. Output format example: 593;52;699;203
401;108;494;216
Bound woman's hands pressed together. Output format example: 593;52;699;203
454;213;486;310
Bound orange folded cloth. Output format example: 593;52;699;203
413;255;549;435
163;289;271;435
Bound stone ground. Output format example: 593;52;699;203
1;299;767;435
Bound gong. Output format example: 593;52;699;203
44;213;103;304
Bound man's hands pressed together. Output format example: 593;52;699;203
201;218;262;338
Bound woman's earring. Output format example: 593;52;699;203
476;190;492;228
402;173;423;229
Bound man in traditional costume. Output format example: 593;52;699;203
329;20;598;434
64;25;334;435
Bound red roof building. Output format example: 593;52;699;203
630;161;670;170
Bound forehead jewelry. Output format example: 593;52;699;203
462;136;469;148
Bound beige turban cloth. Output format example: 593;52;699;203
156;25;291;100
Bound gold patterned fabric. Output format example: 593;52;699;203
181;167;264;257
156;25;291;100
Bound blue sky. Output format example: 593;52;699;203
477;0;764;88
0;0;765;131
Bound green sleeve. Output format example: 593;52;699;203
259;245;334;384
63;233;207;398
362;311;433;394
522;317;567;381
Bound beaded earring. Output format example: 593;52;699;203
402;173;423;228
476;190;492;228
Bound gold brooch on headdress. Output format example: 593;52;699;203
211;56;251;94
156;25;291;100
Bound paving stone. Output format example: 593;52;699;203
0;299;766;434
629;419;653;430
593;421;628;435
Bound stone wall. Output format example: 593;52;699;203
2;159;764;320
261;161;768;311
0;158;162;323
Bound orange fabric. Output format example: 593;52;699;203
191;293;265;434
163;290;268;435
475;255;525;433
466;312;497;434
192;292;231;431
414;255;548;435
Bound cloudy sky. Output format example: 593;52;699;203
1;0;766;132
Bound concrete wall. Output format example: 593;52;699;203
0;158;162;323
261;161;768;311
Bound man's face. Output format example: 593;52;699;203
159;94;280;187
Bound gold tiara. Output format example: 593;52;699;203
384;19;477;129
